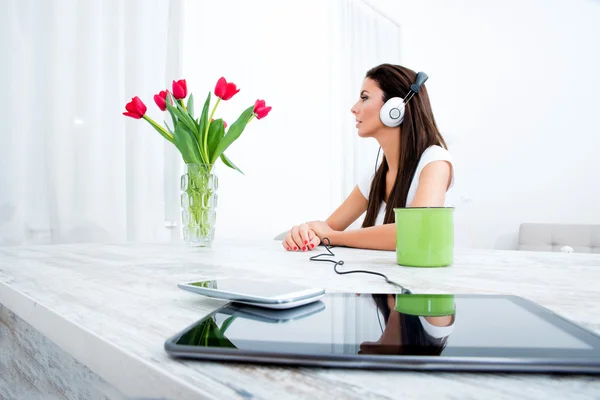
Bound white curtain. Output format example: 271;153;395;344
0;0;183;245
327;0;402;215
325;0;402;345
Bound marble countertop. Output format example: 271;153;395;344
1;238;600;399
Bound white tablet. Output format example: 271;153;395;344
178;278;325;309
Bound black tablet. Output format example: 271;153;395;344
164;293;600;373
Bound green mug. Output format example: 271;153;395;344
394;207;454;267
395;294;456;316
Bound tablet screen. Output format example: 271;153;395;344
170;293;600;359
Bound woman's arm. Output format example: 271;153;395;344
283;185;368;251
326;161;452;251
328;223;396;250
324;186;368;231
408;160;453;207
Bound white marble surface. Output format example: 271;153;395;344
1;304;125;400
1;238;600;400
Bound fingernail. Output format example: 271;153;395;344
304;240;308;245
310;243;314;249
294;246;297;251
287;247;291;251
302;246;306;251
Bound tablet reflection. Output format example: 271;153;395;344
359;293;456;356
176;314;238;349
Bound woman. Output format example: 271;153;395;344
359;294;454;356
282;63;454;251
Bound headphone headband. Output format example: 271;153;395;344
410;72;429;93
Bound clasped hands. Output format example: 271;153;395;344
281;220;336;252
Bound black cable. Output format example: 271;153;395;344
309;237;407;291
376;308;384;333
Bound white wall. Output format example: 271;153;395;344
182;0;401;241
368;0;600;249
182;0;337;240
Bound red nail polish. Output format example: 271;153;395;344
294;246;297;251
310;243;314;248
304;240;308;245
287;247;291;251
302;246;306;251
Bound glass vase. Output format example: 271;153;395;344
180;163;218;247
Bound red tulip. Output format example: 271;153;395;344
214;77;240;100
253;99;272;119
123;96;147;119
153;90;169;111
172;79;187;100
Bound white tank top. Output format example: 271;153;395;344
357;145;455;226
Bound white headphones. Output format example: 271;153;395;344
379;71;429;127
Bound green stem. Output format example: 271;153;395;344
179;99;188;112
143;115;173;143
204;98;221;163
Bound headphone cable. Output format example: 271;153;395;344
309;237;407;291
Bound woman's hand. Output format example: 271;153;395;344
282;223;321;252
306;220;336;241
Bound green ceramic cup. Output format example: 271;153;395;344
394;294;456;316
394;207;454;267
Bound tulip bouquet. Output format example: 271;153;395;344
123;77;271;174
123;77;271;246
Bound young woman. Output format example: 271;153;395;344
359;294;454;356
282;63;454;252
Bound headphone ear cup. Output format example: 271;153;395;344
379;97;405;127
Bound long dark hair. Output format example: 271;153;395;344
362;64;448;228
371;294;449;356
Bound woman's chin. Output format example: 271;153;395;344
357;129;371;138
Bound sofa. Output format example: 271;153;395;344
518;223;600;253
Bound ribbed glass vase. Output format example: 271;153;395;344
180;163;218;247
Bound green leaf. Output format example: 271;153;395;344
177;318;212;346
163;120;174;136
220;316;237;334
190;280;215;288
148;123;174;143
167;105;200;151
207;119;225;161
211;105;254;164
177;317;237;348
214;334;237;348
173;121;203;164
175;100;198;136
220;153;244;175
212;324;225;340
187;94;194;119
212;317;237;348
143;117;174;144
166;93;179;128
198;92;211;154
